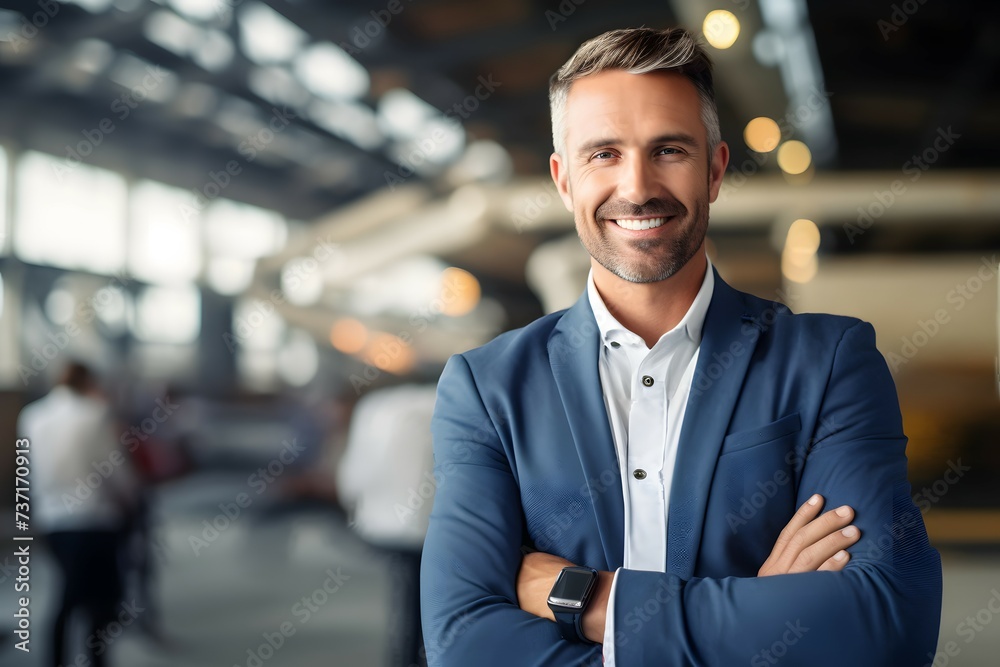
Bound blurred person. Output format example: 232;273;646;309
18;361;138;667
118;383;192;643
337;384;437;667
421;27;942;666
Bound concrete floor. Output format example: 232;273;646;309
2;471;999;666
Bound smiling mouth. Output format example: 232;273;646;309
611;217;669;231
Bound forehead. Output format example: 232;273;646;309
563;70;705;149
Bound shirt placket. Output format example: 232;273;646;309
624;350;668;572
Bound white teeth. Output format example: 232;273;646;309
614;217;666;231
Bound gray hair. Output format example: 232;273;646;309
549;27;721;157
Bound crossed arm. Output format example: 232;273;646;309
517;494;862;643
422;324;942;666
517;494;862;642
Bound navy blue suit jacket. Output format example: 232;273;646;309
421;269;941;666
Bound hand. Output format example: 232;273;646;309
758;494;860;576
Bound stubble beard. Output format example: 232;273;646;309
580;196;709;284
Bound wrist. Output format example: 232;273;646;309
581;570;613;643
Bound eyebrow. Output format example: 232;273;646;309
575;133;701;156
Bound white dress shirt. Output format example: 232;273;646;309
586;257;715;663
18;386;137;532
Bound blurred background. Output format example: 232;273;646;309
0;0;997;665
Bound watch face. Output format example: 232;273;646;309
548;568;596;608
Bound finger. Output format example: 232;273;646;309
761;494;824;571
772;505;856;572
765;497;842;573
767;505;855;575
817;549;851;572
789;524;861;573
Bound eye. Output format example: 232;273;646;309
657;147;683;156
591;150;616;161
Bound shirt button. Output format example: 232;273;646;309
641;375;654;387
633;469;647;480
609;341;621;349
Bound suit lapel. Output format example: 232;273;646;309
548;294;626;570
667;270;762;579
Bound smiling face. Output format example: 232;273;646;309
550;69;728;284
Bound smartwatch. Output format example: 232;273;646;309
546;566;599;643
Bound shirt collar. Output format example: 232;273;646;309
586;254;715;349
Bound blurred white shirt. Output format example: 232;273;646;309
18;386;137;532
337;384;437;549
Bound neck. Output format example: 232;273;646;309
592;250;708;348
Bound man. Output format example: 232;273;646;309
337;383;437;667
19;362;136;667
421;27;941;666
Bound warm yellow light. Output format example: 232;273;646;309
703;10;741;49
781;252;818;284
777;140;812;175
786;218;821;254
330;317;368;354
439;267;481;317
744;117;781;153
782;218;820;284
363;333;416;375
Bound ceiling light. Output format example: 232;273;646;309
703;10;741;50
309;99;384;150
377;88;440;139
776;140;812;175
65;0;114;13
144;10;200;56
439;267;481;317
330;318;368;354
238;2;307;65
193;29;234;72
294;42;369;100
362;333;416;375
248;66;310;107
781;218;820;284
166;0;222;22
744;117;781;153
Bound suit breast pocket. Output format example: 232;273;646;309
703;413;803;576
719;412;801;456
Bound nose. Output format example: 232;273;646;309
617;155;658;206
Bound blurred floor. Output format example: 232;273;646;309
2;471;389;667
3;474;999;667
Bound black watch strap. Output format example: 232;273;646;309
553;609;593;644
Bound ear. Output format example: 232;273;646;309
549;152;574;213
707;140;730;203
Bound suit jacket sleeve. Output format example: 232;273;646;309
610;321;942;666
420;354;603;667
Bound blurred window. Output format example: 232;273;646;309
232;296;285;351
277;328;318;386
232;296;286;391
13;151;126;274
206;256;255;295
132;284;200;344
129;180;202;284
0;144;7;255
204;198;286;259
